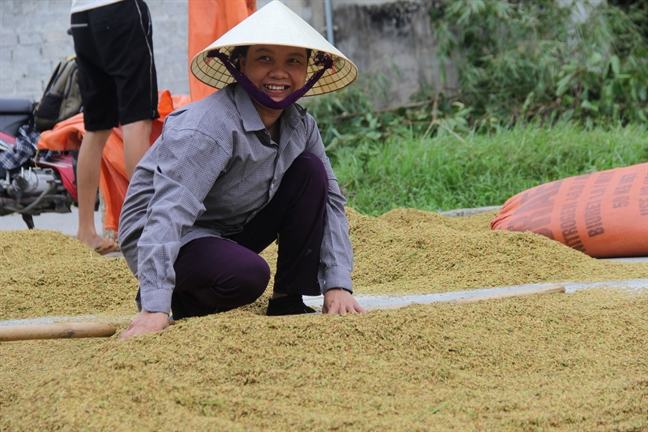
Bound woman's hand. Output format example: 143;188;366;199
323;288;366;315
119;311;171;340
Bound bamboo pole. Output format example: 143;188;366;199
0;322;117;342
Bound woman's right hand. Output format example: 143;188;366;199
119;310;170;340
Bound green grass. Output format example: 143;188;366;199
332;123;648;215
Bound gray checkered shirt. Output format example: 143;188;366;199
119;84;353;313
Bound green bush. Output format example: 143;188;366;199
433;0;648;128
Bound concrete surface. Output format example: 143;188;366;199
0;208;102;236
303;278;648;310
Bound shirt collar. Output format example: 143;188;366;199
233;84;306;133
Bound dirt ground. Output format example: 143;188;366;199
1;208;647;430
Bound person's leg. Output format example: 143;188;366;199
171;153;327;319
271;153;327;297
71;8;119;253
76;129;113;251
108;0;158;179
121;119;152;178
228;152;328;313
171;237;270;320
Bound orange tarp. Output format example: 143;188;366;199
188;0;255;101
37;90;191;233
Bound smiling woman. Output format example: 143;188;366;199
116;0;362;340
237;45;310;139
240;46;309;97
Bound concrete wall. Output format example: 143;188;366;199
333;0;455;106
1;0;187;101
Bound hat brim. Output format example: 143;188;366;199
190;1;358;96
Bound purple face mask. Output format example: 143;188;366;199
207;49;334;110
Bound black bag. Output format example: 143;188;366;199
34;56;82;132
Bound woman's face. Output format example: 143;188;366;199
239;45;309;103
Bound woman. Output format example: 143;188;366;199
118;1;364;339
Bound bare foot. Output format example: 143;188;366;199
94;237;120;255
78;233;120;255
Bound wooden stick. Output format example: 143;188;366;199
454;285;566;304
0;322;117;342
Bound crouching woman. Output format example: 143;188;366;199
118;1;365;339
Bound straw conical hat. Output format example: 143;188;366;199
190;0;358;96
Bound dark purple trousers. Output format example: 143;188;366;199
171;152;327;319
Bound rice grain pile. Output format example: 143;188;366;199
1;290;647;431
1;208;647;430
1;208;646;320
344;208;647;294
0;230;136;319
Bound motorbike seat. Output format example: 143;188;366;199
0;98;34;115
0;98;34;137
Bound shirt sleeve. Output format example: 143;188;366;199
304;115;354;293
136;126;231;313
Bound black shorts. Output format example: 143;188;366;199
71;0;159;131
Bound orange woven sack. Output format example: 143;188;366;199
491;163;648;257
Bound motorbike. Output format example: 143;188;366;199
0;98;78;229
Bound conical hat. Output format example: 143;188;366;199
190;0;358;96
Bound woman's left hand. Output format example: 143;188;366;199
323;288;366;315
119;311;171;340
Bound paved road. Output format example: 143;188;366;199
0;208;103;236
